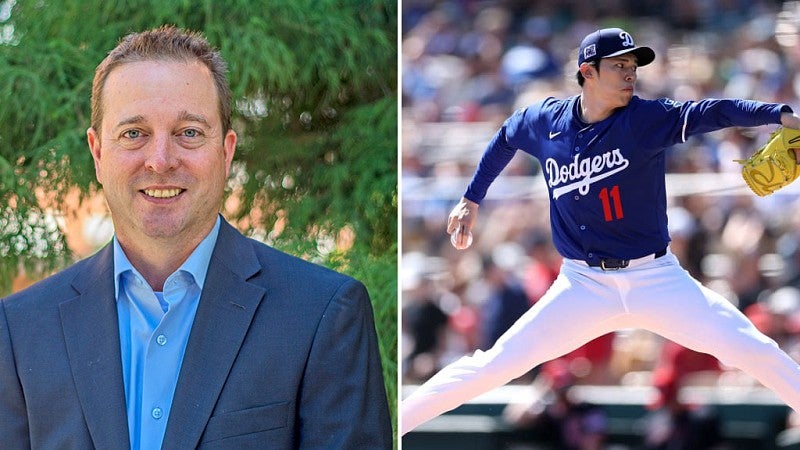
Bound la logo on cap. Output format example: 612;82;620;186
620;31;634;47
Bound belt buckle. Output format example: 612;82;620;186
600;258;629;271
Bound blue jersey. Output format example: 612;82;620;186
464;95;789;264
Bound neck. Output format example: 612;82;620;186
119;242;193;291
116;227;212;291
578;91;616;123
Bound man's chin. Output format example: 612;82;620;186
138;216;217;243
137;217;185;239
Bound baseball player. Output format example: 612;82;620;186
402;27;800;435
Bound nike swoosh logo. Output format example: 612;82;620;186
549;131;562;139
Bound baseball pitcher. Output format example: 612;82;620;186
403;27;800;436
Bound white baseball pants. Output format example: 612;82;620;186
401;249;800;435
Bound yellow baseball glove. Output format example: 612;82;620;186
738;127;800;196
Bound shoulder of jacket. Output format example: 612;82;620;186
245;238;357;288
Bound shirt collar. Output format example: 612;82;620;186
113;215;222;299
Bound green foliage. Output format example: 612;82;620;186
0;0;398;437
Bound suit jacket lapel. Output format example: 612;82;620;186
59;244;130;449
162;220;266;449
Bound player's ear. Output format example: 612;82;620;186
580;62;595;79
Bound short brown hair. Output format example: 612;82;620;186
91;25;232;136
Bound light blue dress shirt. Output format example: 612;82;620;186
114;217;220;450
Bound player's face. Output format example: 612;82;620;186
87;59;236;247
596;55;638;107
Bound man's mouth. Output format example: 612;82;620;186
143;188;183;199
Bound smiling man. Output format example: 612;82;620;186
403;27;800;435
87;56;237;291
0;26;391;449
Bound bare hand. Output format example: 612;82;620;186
447;198;478;249
780;113;800;162
781;112;800;130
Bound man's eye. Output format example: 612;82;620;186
123;129;141;139
182;129;199;138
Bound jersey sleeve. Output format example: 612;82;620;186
680;99;790;139
464;106;537;204
633;97;790;148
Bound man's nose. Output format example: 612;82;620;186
144;134;178;173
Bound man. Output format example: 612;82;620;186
503;361;608;450
478;255;530;350
0;26;392;449
401;27;800;435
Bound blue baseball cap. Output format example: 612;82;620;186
578;28;655;67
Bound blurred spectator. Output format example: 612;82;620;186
555;333;617;386
402;252;456;382
747;286;800;362
521;230;562;303
642;341;725;450
403;277;450;380
642;386;725;450
478;246;530;349
504;360;608;450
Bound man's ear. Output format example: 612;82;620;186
87;127;103;184
223;129;237;177
579;62;595;79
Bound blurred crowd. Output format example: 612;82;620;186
401;0;800;445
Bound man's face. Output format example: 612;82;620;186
87;59;236;246
594;55;638;107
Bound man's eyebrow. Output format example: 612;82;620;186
115;115;146;128
113;112;212;129
179;111;211;127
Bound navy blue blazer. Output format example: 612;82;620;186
0;219;392;448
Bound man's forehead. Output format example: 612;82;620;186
102;60;221;127
102;59;216;95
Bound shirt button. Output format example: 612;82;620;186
574;146;580;152
156;334;167;346
588;253;594;258
574;195;579;200
152;407;163;419
580;225;586;230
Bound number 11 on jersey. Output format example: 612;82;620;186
599;185;624;221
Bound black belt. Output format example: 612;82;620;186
589;248;667;271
